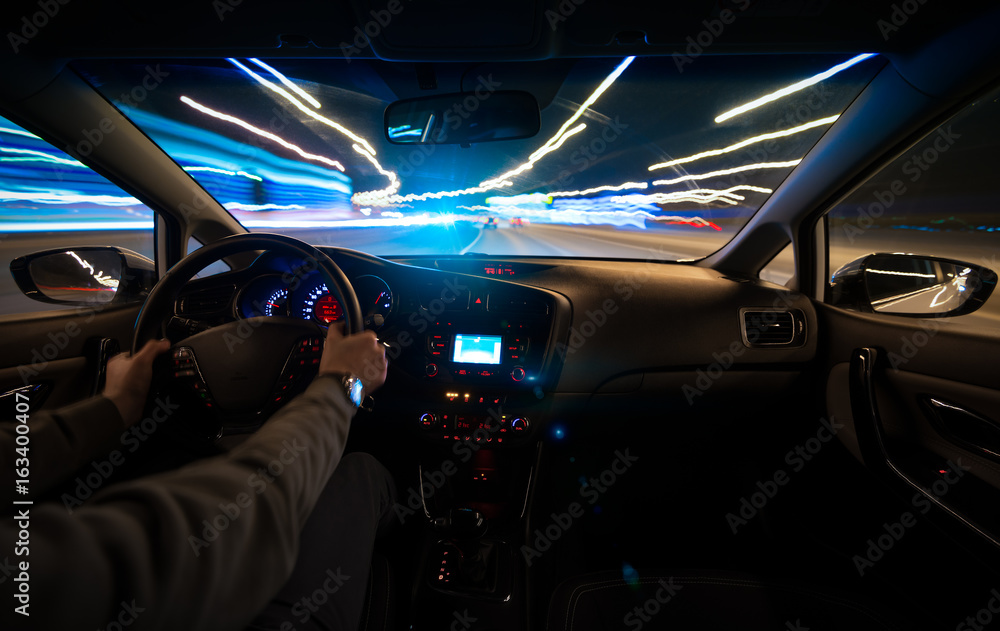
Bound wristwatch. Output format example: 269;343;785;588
332;373;365;408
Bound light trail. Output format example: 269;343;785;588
652;160;801;186
248;58;322;109
179;95;346;172
647;116;838;171
714;53;877;123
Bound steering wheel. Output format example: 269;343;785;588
132;233;362;438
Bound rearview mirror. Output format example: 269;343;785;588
385;90;540;145
829;253;997;317
10;246;156;306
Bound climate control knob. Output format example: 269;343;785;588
419;412;436;429
511;366;526;382
425;363;439;377
510;417;529;433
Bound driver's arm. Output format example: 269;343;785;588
0;327;387;631
0;339;170;505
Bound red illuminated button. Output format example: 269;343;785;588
511;366;526;382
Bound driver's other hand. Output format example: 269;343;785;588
102;339;172;428
319;326;387;393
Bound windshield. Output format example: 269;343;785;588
79;55;881;259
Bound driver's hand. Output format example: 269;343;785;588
319;327;387;393
102;339;172;428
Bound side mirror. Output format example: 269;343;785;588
830;253;997;317
10;246;156;306
385;90;540;145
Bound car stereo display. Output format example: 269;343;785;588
452;334;503;365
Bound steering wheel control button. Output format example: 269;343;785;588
511;366;526;382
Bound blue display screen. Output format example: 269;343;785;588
452;334;503;365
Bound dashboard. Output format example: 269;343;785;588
171;246;818;447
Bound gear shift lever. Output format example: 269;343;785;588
431;508;486;538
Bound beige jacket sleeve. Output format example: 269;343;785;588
1;374;355;631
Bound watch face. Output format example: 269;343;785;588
347;378;364;407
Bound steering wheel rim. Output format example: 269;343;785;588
132;232;363;352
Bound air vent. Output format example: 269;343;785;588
177;285;235;315
740;309;803;347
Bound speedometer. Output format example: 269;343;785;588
302;284;342;324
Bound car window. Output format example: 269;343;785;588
824;84;1000;330
0;115;156;317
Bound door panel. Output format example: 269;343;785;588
0;305;140;413
820;302;1000;550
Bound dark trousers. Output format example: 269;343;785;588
248;452;397;631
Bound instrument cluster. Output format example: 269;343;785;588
237;273;393;329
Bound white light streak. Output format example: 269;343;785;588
248;58;322;109
0;127;41;139
715;53;876;123
179;95;346;172
183;166;263;181
548;182;649;197
652;160;801;186
647;116;839;171
478;56;635;189
0;147;84;167
228;59;376;156
222;202;305;211
0;190;142;205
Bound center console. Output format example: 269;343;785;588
381;273;568;630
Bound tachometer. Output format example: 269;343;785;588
354;275;393;329
263;288;288;317
303;284;342;324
